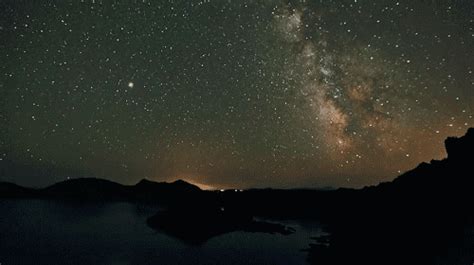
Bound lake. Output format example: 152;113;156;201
0;199;324;265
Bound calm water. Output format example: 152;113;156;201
0;200;323;265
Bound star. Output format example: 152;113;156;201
1;0;472;189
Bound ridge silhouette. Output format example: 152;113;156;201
0;178;204;206
1;128;473;264
306;127;474;265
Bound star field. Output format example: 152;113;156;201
1;0;473;189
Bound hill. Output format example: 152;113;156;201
0;178;203;206
307;128;474;265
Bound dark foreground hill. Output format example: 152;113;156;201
306;128;474;265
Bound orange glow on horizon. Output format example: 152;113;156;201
173;177;217;191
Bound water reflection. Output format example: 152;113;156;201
0;200;323;265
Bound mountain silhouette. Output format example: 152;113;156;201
43;177;128;200
0;181;33;198
132;178;203;204
306;128;474;265
371;127;473;194
1;128;473;264
0;178;203;205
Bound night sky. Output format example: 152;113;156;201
1;0;473;189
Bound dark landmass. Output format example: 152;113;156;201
0;181;33;198
0;177;207;207
1;128;473;264
305;128;474;265
147;206;295;245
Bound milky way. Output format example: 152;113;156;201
1;0;473;189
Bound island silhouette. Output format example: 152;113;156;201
1;128;473;264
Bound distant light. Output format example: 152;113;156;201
128;82;134;88
220;189;225;192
